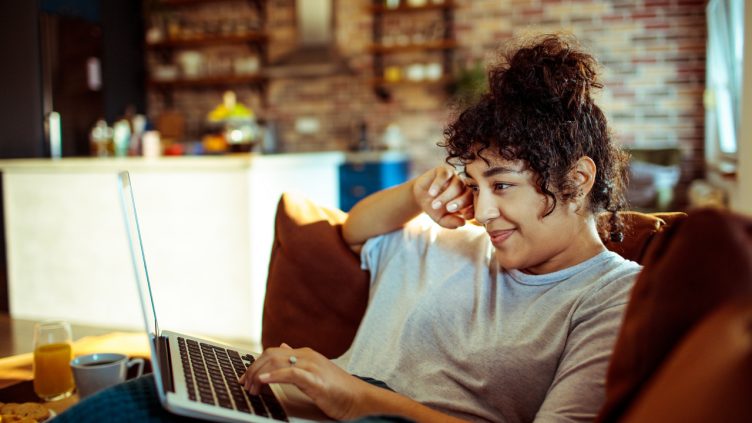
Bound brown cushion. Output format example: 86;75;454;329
261;193;369;358
596;208;752;422
621;295;752;423
600;211;687;263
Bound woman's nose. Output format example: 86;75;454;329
474;193;500;225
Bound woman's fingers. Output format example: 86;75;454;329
257;366;320;397
437;214;466;229
241;345;316;395
239;346;366;421
240;347;283;393
426;167;454;197
442;188;473;215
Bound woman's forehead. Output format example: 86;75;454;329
463;155;527;178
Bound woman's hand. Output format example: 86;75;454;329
413;166;474;229
239;344;374;421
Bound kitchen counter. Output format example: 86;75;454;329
0;153;345;346
0;152;344;172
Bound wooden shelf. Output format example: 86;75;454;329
158;0;261;7
371;76;453;86
148;75;266;88
371;1;456;14
369;39;457;54
147;32;268;48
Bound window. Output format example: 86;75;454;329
705;0;744;171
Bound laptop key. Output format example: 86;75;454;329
248;395;269;417
260;385;289;421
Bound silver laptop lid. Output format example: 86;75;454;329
117;171;166;399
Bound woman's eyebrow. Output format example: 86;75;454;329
482;166;522;178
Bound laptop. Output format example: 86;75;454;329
117;171;327;423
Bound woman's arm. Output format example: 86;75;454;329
341;180;421;252
342;165;474;253
239;345;467;423
358;385;467;423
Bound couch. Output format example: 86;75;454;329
261;193;752;422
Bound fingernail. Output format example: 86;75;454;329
259;373;270;381
431;200;442;210
446;203;458;212
429;187;438;196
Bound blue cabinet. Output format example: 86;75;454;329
339;153;410;212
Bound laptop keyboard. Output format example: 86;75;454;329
177;337;289;421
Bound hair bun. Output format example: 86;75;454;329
490;35;602;115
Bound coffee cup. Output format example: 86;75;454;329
70;353;145;398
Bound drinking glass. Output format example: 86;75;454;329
33;321;75;401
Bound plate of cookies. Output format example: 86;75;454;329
0;402;54;422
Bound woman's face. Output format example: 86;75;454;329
462;154;601;274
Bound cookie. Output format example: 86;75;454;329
14;404;48;422
0;404;19;415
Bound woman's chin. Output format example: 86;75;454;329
495;251;524;271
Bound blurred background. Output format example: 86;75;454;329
0;0;748;348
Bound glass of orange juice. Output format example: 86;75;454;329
33;321;75;401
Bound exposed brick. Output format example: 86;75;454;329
644;21;671;30
521;7;545;17
644;0;672;6
631;11;659;20
145;0;707;205
602;14;626;22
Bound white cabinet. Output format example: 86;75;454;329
0;153;344;348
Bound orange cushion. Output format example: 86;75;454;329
261;193;369;358
599;211;686;263
621;295;752;423
597;208;752;422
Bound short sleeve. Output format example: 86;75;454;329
535;266;640;422
359;215;438;282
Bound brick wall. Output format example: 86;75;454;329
460;0;707;209
148;0;707;207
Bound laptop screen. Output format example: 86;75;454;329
117;171;165;395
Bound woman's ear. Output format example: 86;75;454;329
573;156;597;199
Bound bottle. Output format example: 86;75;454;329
90;119;113;157
356;122;369;152
142;122;162;158
47;111;62;159
112;119;131;157
383;124;404;150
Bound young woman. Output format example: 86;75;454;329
240;34;641;423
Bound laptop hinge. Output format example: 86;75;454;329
157;335;175;393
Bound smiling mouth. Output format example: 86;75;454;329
488;229;515;246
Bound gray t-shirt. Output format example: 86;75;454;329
334;217;641;423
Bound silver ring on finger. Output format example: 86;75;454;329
288;355;297;366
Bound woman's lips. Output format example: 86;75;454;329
488;229;515;246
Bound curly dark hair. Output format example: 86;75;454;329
441;34;630;242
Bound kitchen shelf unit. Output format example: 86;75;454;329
145;0;269;104
369;0;456;96
146;32;268;49
148;75;267;88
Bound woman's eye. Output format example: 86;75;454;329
494;183;511;191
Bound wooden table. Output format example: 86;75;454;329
0;331;150;415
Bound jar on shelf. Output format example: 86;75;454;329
206;91;260;153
